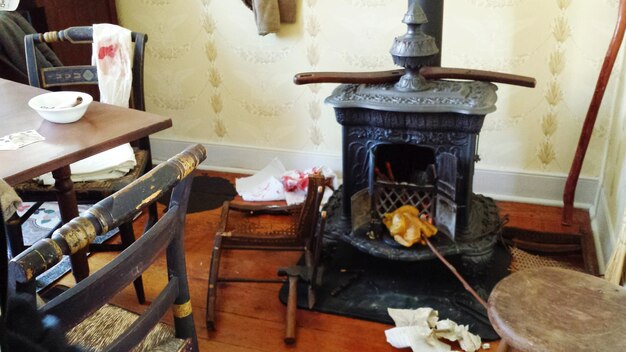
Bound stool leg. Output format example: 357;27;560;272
206;235;223;330
284;275;298;345
497;340;510;352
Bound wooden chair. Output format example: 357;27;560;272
5;26;153;302
206;173;326;344
488;267;626;352
7;144;206;352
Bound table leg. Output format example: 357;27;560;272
52;165;89;282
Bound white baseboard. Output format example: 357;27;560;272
473;168;598;209
152;137;599;207
153;137;606;268
591;186;613;273
150;138;343;176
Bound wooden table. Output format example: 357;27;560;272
0;78;172;281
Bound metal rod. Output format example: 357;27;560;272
217;277;286;283
423;235;490;310
222;245;304;251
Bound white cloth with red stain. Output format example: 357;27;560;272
37;24;137;184
85;24;136;182
92;23;133;107
236;158;286;202
281;166;337;205
235;159;337;205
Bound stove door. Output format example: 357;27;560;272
436;152;457;240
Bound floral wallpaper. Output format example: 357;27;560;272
116;0;623;206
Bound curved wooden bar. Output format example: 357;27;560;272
563;0;626;225
293;67;536;88
293;70;405;85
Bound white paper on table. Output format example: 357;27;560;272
236;158;286;201
0;0;20;11
0;130;45;150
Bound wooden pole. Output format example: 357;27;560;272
284;275;298;345
563;0;626;225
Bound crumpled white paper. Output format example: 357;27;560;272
385;308;482;352
236;158;286;202
235;158;338;205
386;308;451;352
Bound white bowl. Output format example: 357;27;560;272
28;91;93;124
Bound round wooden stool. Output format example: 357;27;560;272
488;267;626;352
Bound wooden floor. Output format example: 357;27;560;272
56;171;593;352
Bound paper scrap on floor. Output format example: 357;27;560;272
235;158;338;205
236;158;286;202
385;308;482;352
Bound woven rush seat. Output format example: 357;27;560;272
67;304;187;352
13;148;149;199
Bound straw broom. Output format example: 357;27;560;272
605;209;626;285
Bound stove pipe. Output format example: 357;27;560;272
416;0;444;66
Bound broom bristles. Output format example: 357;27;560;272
605;210;626;285
605;243;625;284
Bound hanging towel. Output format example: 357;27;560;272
253;0;280;35
278;0;296;23
1;178;22;221
36;24;136;184
92;23;133;107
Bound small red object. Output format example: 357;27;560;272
98;44;117;60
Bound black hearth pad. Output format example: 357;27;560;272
158;176;236;213
279;241;511;341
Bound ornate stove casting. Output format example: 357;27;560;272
321;0;504;264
